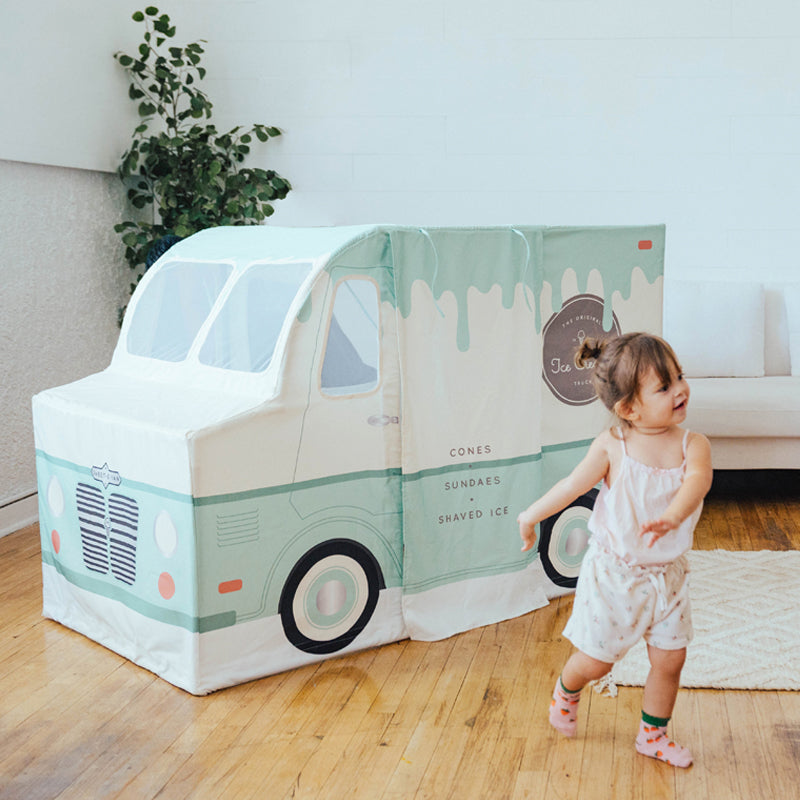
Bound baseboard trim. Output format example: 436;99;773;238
0;493;39;538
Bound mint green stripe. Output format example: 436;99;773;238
542;438;594;454
402;452;541;484
39;438;591;507
401;440;592;484
194;467;402;506
36;450;192;505
42;552;234;633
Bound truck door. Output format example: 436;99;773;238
282;264;404;655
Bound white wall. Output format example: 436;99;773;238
4;0;800;282
2;0;800;530
0;0;800;277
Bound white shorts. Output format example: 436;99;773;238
562;542;693;664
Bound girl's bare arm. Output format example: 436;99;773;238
639;432;713;545
518;435;610;552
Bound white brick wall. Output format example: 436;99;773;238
3;1;800;280
2;0;800;526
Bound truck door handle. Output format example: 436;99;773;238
367;415;399;426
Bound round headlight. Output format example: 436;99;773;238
154;510;178;557
47;476;65;517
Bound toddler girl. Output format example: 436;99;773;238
518;332;712;768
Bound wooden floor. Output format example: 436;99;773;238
2;471;799;799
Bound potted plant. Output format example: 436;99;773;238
114;6;291;320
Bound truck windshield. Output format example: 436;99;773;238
198;262;312;373
126;261;232;362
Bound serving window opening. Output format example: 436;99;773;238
321;278;380;397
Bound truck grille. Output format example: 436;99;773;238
76;483;139;585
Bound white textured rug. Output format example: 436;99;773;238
608;550;800;691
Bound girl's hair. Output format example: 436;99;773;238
574;332;682;425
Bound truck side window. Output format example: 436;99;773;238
321;279;380;396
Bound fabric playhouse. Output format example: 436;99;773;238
33;224;665;693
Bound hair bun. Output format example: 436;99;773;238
574;337;604;368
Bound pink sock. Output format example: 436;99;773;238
635;719;692;767
549;677;581;737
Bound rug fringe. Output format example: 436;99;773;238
591;672;618;698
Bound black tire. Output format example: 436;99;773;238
279;538;384;655
538;488;598;589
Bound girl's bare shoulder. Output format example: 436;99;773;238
685;429;712;455
593;427;622;456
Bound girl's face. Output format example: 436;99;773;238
624;364;689;431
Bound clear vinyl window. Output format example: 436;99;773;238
199;262;312;373
126;261;232;362
321;278;380;396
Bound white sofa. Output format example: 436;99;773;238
664;280;800;470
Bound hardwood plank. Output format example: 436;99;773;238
694;691;743;799
511;769;550;799
671;688;710;800
609;686;645;800
577;688;618;797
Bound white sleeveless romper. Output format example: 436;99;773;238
562;429;701;664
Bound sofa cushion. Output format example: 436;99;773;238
764;286;791;376
664;281;764;378
784;285;800;377
686;376;800;438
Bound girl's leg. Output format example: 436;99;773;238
642;644;685;717
550;651;613;737
636;645;692;767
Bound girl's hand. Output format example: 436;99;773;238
639;516;678;548
518;513;538;552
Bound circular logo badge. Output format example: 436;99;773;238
542;294;621;406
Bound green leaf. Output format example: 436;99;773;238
145;6;159;16
117;54;134;67
132;11;145;22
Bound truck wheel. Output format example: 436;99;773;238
279;538;384;655
538;489;598;589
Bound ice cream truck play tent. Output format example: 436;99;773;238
33;224;665;694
